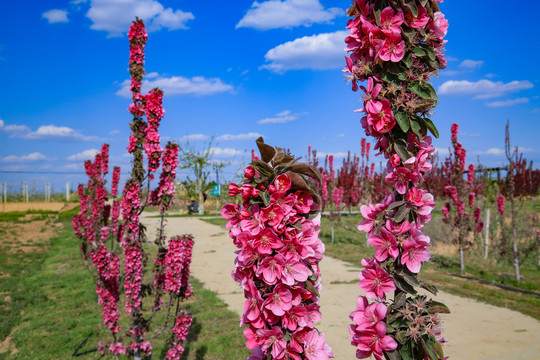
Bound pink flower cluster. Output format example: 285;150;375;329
497;193;505;215
441;124;484;233
166;310;193;359
163;235;194;297
150;142;180;210
72;145;122;337
345;1;449;359
224;156;333;359
74;19;193;357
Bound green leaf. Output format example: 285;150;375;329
385;349;403;360
412;47;426;57
395;331;407;345
434;340;445;359
402;26;416;44
421;82;438;100
395;110;410;133
373;0;385;26
259;191;271;207
393;206;410;223
388;200;406;211
402;0;418;17
393;273;417;295
403;53;413;68
422;44;436;61
387;61;405;75
408;81;430;99
421;336;438;360
422;118;440;138
394;142;412;161
382;72;401;85
400;341;414;360
426;300;451;314
411;120;421;137
420;281;438;296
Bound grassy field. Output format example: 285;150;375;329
0;210;249;359
203;213;540;320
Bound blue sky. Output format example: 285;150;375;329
1;0;539;192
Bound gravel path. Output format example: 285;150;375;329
142;215;540;360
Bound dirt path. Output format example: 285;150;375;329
142;215;540;360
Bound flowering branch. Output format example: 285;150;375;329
223;138;334;360
344;1;450;359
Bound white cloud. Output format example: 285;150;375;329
434;147;450;156
42;9;69;24
258;110;304;124
0;152;51;162
1;120;98;141
459;59;484;69
485;73;498;79
109;129;121;135
67;149;100;161
237;0;342;30
178;134;209;142
531;108;540;114
261;31;348;73
209;147;247;158
438;79;534;99
485;98;529;108
315;151;348;159
117;73;233;97
21;125;101;141
86;0;194;37
0;119;31;135
217;132;262;141
476;147;533;156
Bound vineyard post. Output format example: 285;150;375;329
66;182;70;201
483;208;490;259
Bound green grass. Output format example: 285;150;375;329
202;213;540;320
0;210;58;222
0;211;249;359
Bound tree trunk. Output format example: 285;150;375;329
198;177;204;215
512;228;520;281
483;208;490;259
459;241;464;274
331;222;334;244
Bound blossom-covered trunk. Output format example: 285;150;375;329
73;19;193;359
223;138;333;360
344;1;450;359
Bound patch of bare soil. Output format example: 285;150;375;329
0;202;78;213
0;219;63;254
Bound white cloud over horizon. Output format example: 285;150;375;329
67;149;100;161
86;0;194;37
1;120;100;141
237;0;342;30
438;79;534;99
209;147;247;158
177;134;210;142
485;98;529;108
260;31;348;73
258;110;304;124
459;59;484;70
216;132;262;141
42;9;69;24
116;73;234;97
0;152;52;162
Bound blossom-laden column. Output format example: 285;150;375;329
344;1;450;359
73;18;192;360
223;138;334;360
441;124;484;274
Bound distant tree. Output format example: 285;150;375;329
178;137;226;215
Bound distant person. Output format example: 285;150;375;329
187;199;198;214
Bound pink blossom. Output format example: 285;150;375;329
401;237;430;273
377;32;405;62
350;296;387;329
358;259;396;300
386;167;419;194
368;228;399;262
379;7;403;35
350;321;397;360
366;98;396;134
258;326;287;358
303;330;334;360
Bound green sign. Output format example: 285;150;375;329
212;184;221;196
